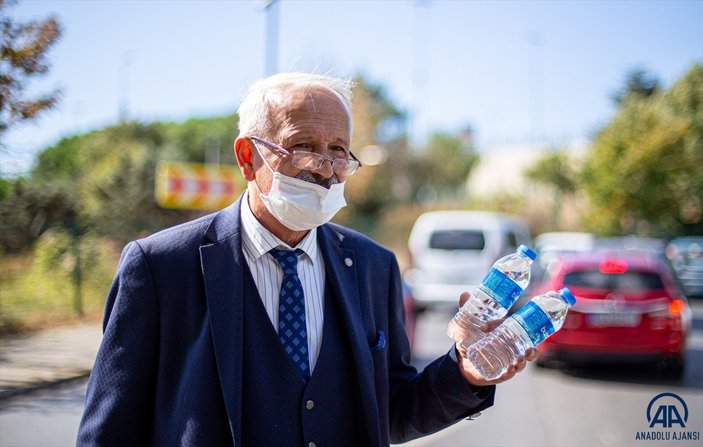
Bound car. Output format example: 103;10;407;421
403;210;532;314
534;231;594;271
666;236;703;298
535;248;692;375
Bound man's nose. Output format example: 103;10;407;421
309;157;334;179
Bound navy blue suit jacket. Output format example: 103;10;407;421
77;197;495;446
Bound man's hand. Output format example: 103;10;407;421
454;292;539;387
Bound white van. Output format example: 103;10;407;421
404;210;532;313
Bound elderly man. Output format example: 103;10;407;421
78;73;536;446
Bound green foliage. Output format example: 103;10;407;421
525;150;576;193
525;150;578;230
0;231;118;334
75;122;172;242
423;131;478;199
0;176;10;199
0;0;62;138
0;178;77;252
32;133;86;181
341;77;406;223
582;64;703;236
611;68;661;105
25;117;241;246
161;114;238;164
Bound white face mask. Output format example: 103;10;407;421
251;148;347;231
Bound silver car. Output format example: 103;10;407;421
666;236;703;298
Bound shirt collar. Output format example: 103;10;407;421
240;191;319;264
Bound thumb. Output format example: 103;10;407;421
459;292;470;307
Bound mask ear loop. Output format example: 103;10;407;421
250;139;278;198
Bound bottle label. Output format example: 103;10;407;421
481;268;523;309
512;302;555;346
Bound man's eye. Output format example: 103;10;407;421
330;145;347;154
294;143;313;150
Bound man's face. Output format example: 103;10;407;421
253;87;352;191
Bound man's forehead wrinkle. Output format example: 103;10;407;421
264;85;351;143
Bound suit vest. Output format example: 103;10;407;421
240;265;368;446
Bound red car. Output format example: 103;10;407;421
535;249;692;375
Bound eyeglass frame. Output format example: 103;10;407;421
249;135;362;176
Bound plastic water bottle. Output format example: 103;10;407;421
446;245;537;349
467;288;576;380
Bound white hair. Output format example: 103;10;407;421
237;72;354;139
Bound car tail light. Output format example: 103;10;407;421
599;259;628;274
649;299;686;330
668;299;686;316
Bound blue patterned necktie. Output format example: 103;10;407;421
270;248;310;382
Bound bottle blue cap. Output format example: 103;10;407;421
518;244;537;261
558;288;576;306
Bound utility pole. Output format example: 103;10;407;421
409;0;432;150
119;51;134;122
527;31;544;145
262;0;279;76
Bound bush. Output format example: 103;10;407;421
0;232;119;334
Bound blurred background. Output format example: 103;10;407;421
0;0;702;446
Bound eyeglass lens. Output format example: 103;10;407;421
293;152;357;175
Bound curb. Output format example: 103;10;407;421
0;371;91;401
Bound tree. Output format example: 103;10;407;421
0;0;62;141
525;150;577;228
582;64;703;236
27;116;241;246
0;177;76;252
339;76;406;228
422;130;478;200
611;67;661;105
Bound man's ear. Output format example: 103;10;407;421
234;137;255;181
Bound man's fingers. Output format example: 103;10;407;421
525;348;539;362
482;318;505;332
459;292;470;307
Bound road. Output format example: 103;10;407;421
1;302;702;447
401;300;703;447
0;378;87;447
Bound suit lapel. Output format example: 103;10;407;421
200;199;244;446
317;225;382;446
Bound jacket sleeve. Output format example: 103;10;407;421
77;241;159;446
385;255;496;444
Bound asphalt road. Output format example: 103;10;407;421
400;300;703;447
1;302;702;447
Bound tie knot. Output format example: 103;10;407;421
270;248;302;274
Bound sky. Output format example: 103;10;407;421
2;0;702;176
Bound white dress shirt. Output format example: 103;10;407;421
239;192;326;372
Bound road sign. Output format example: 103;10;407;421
155;162;244;210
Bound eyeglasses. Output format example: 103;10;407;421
250;136;362;176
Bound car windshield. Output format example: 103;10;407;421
429;230;485;250
564;269;664;291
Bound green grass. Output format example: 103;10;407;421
0;234;119;334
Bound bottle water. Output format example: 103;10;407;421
447;245;537;350
467;288;576;380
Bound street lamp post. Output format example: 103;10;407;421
262;0;279;76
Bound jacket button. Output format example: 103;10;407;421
344;257;353;267
309;443;317;447
306;400;314;410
